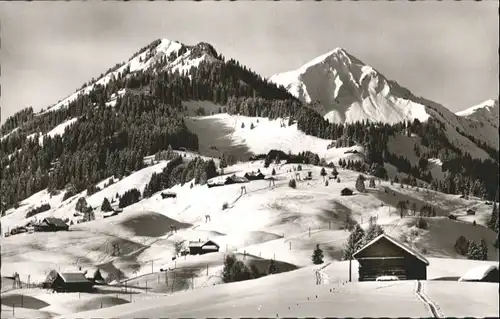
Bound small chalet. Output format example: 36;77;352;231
352;234;429;281
244;172;265;181
341;188;354;196
34;217;69;232
188;240;220;255
44;271;94;292
466;209;476;216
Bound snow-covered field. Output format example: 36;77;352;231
1;150;498;318
197;113;364;164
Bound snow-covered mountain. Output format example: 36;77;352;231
269;48;498;158
40;39;221;115
456;99;499;150
456;99;499;119
269;48;431;125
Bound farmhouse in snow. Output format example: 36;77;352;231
188;240;220;255
34;217;69;232
352;233;429;281
44;270;94;292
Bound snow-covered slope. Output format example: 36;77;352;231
269;48;431;125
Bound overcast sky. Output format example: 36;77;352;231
0;1;498;123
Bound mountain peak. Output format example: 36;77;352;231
456;99;499;117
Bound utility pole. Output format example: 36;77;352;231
206;264;208;276
309;227;311;237
349;257;352;282
151;260;153;273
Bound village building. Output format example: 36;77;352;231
341;188;354;196
244;171;265;181
352;234;429;281
44;271;94;292
34;217;69;232
188;240;220;255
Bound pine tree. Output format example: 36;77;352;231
76;197;89;213
222;254;236;283
364;217;384;243
369;178;376;188
355;174;366;193
320;168;327;181
397;200;407;218
342;224;365;260
312;244;324;264
479;239;488;260
487;203;498;231
267;258;277;275
272;168;276;176
101;197;113;212
467;240;482;260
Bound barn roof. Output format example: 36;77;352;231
458;265;498;281
353;233;429;265
44;217;68;227
188;240;219;248
59;272;92;283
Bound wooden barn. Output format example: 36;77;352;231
44;271;94;292
188;240;220;255
341;188;354;196
352;234;429;281
34;217;69;232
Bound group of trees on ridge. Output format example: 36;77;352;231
1;39;498;212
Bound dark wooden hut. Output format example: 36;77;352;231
188;240;220;255
244;172;265;181
341;188;354;196
161;192;177;199
45;271;94;292
352;234;429;281
466;209;476;216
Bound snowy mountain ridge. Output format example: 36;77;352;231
269;47;431;125
40;39;221;115
269;48;498;158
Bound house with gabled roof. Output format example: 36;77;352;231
352;233;429;281
188;240;220;255
34;217;69;232
44;270;94;292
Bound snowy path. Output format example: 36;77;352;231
415;280;444;318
